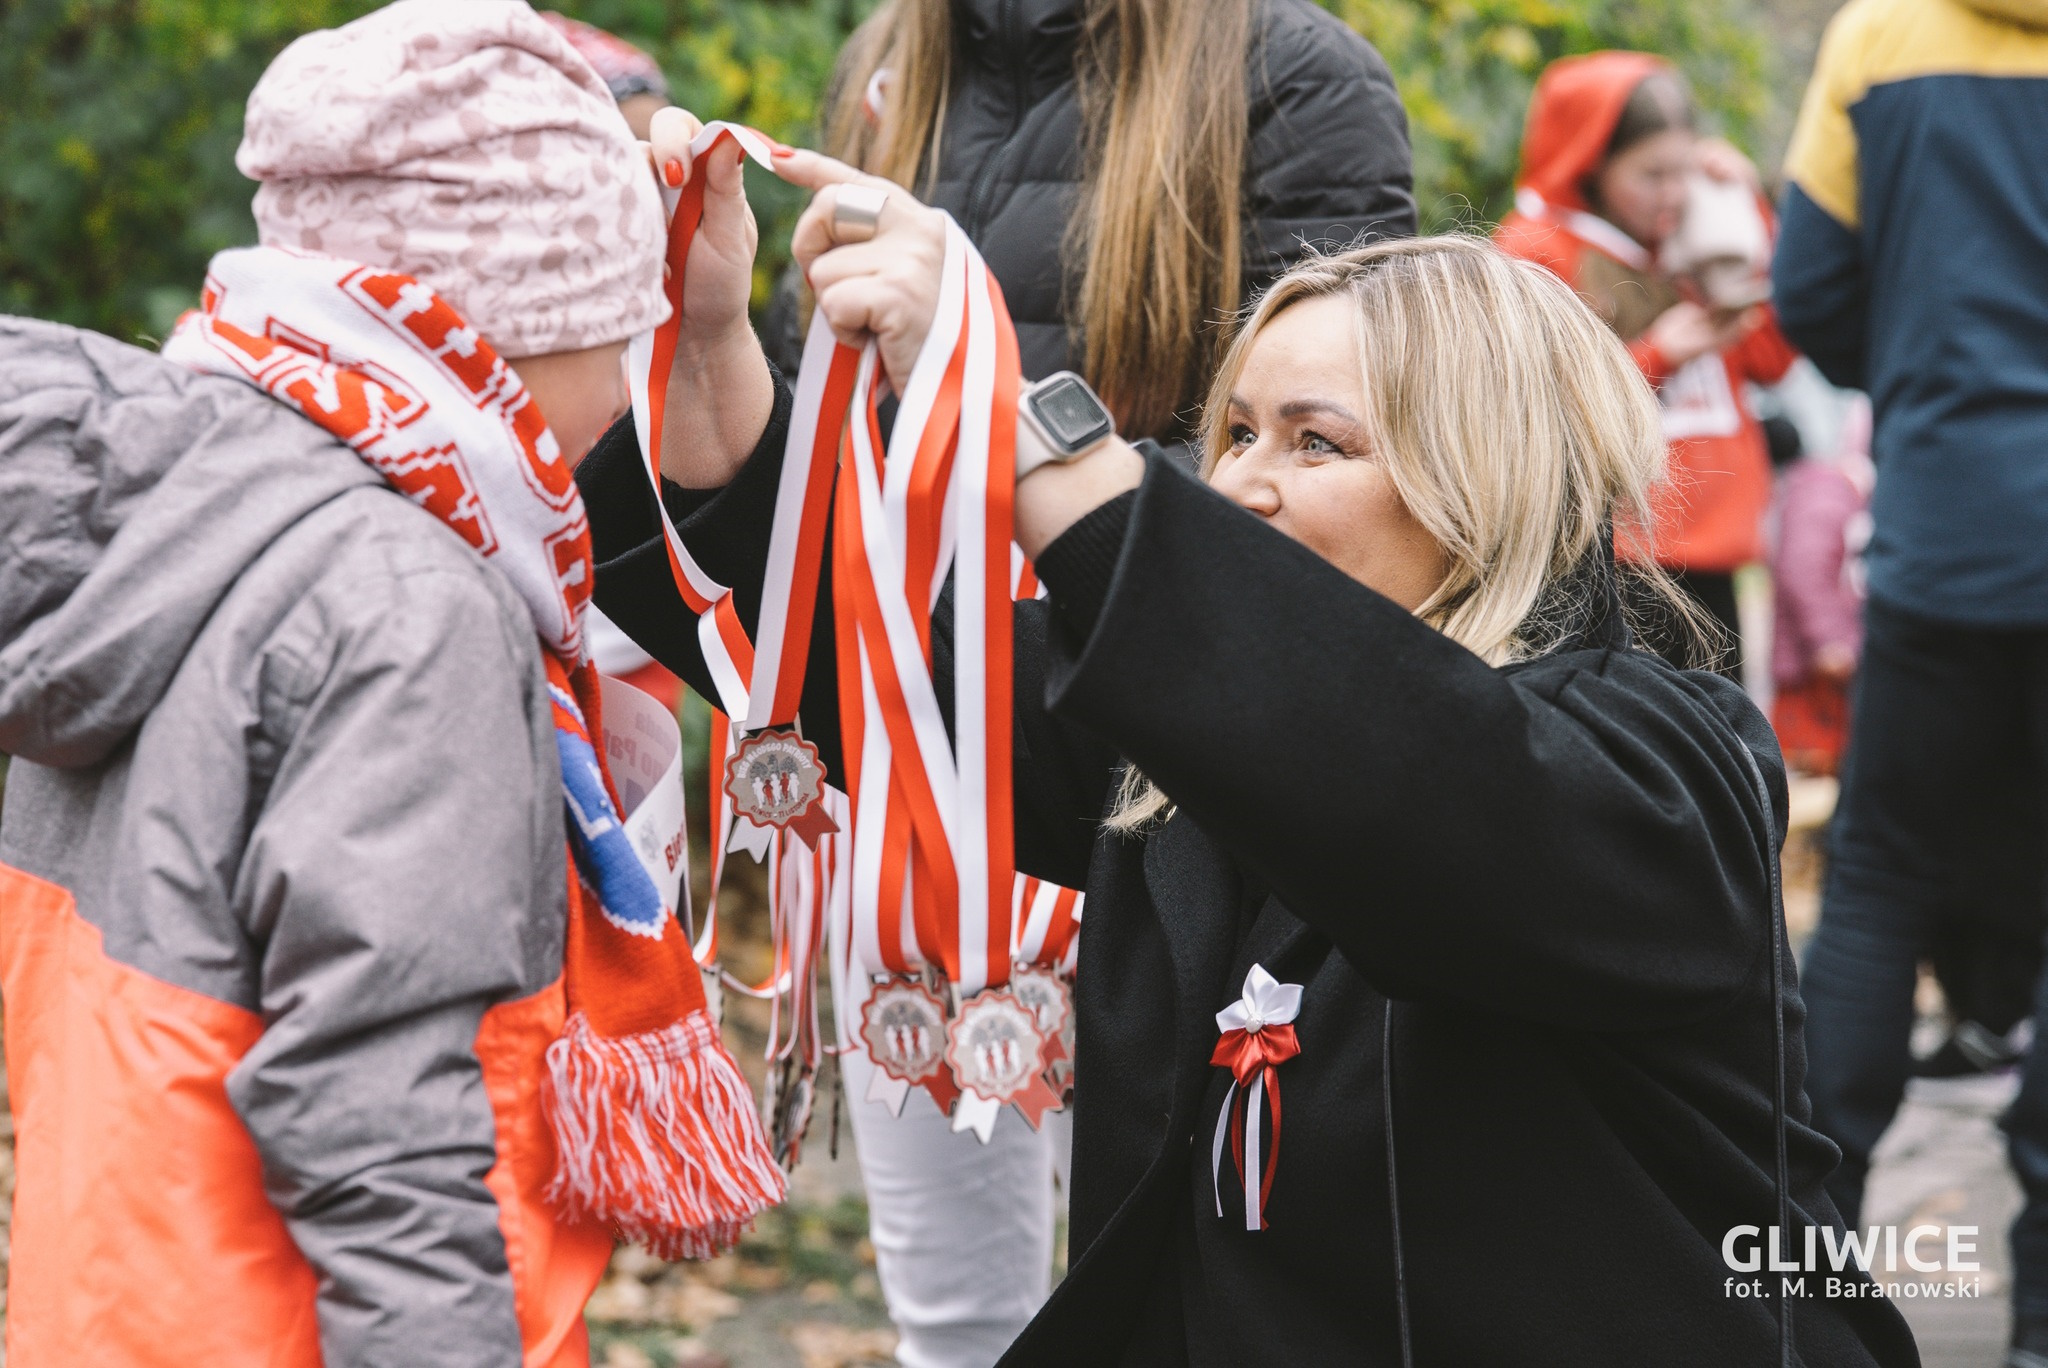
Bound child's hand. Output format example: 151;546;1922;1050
1696;138;1762;194
1646;300;1761;369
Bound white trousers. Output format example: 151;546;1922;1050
837;990;1072;1368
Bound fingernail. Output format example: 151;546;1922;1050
770;144;794;158
663;158;685;187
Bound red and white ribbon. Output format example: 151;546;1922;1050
642;125;1031;1138
833;216;1020;1012
1211;965;1303;1231
627;121;848;728
1012;876;1081;968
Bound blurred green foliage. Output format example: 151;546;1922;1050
1322;0;1775;232
0;0;1771;345
0;0;874;343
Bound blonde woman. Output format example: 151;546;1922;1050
579;144;1920;1363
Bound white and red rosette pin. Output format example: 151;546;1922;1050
1210;964;1303;1232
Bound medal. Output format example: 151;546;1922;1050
1010;963;1075;1104
860;977;950;1086
946;989;1060;1128
724;728;839;846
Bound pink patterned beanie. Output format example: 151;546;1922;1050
239;0;668;358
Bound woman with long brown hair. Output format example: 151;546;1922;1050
750;2;1413;1359
771;0;1415;442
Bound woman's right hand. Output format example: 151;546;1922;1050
774;148;949;395
1645;299;1761;370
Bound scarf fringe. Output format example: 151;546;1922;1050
543;1009;787;1260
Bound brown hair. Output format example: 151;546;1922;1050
824;0;1255;438
1605;70;1696;160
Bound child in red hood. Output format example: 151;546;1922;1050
1496;52;1797;676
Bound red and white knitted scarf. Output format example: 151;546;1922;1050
164;244;784;1258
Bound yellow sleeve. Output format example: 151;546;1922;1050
1784;0;1872;229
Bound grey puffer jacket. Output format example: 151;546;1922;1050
766;0;1417;428
0;318;603;1368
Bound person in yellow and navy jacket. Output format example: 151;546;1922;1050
1776;3;2048;1364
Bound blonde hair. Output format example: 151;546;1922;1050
1108;234;1707;831
824;0;1252;438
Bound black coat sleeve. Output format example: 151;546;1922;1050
573;385;1120;889
1038;455;1779;1033
1243;0;1417;297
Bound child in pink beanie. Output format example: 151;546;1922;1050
0;7;784;1368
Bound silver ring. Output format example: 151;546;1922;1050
831;184;888;244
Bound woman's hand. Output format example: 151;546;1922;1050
774;148;948;396
1645;299;1761;370
646;107;757;352
644;107;774;489
774;146;1141;552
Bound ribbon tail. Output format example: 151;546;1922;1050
788;798;842;849
1245;1074;1263;1232
1212;1079;1237;1219
1260;1065;1282;1230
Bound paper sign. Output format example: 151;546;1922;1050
601;674;691;936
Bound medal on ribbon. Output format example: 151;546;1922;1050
1008;962;1075;1113
945;989;1058;1123
860;977;951;1086
633;123;858;1170
1210;965;1303;1232
724;728;840;847
648;121;1079;1152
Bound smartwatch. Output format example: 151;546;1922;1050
1016;371;1117;481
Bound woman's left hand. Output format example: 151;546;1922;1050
773;148;949;395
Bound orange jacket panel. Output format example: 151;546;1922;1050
476;981;615;1368
0;862;323;1367
0;861;611;1368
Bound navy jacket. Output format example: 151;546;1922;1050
1776;0;2048;625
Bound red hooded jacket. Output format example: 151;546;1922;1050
1495;51;1796;574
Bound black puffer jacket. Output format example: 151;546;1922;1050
768;0;1416;426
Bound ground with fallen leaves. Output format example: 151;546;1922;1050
587;972;898;1368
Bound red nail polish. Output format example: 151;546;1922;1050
770;144;794;158
663;158;684;187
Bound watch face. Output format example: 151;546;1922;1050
1032;376;1114;451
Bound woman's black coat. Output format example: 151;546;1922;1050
765;0;1417;395
576;398;1920;1366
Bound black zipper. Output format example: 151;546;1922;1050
962;0;1031;239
